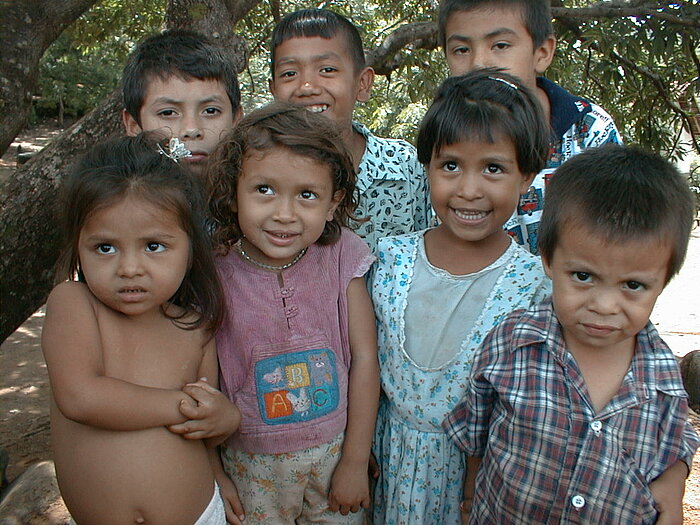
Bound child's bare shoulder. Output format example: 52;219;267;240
46;280;99;313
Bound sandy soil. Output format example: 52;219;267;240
1;125;699;522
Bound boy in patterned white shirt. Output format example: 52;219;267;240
269;8;432;252
439;0;622;254
444;144;700;525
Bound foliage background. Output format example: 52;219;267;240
33;0;700;163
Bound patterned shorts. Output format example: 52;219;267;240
221;433;364;525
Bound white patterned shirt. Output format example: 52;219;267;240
351;122;432;253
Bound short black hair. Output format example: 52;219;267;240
438;0;553;50
270;8;366;75
539;143;695;283
58;133;225;333
417;68;549;177
122;29;241;124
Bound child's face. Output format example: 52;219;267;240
443;6;555;90
78;196;191;318
123;75;239;177
234;147;343;268
269;36;373;132
543;224;670;357
427;136;533;252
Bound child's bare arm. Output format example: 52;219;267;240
169;339;241;445
42;282;191;430
328;276;380;515
461;456;481;525
649;459;689;525
207;447;246;525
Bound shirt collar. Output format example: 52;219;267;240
352;121;408;192
511;298;687;399
537;77;593;139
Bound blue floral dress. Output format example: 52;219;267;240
371;231;550;524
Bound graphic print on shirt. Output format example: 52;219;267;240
256;348;339;425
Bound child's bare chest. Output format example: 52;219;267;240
94;308;204;389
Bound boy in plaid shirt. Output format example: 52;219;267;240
444;144;699;524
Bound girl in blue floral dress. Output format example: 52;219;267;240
371;69;552;524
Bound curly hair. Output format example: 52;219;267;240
207;102;360;254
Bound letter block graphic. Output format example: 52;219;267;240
285;363;310;389
264;390;293;418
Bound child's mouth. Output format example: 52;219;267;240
454;209;489;221
307;104;329;113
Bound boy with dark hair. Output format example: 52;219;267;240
439;0;621;254
444;144;700;524
121;29;242;177
269;8;432;252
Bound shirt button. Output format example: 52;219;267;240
571;495;586;509
590;420;603;432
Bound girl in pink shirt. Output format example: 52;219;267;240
206;102;379;525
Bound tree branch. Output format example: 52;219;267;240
365;4;697;76
0;0;101;156
366;22;436;76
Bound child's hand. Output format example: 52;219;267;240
328;458;371;515
368;452;380;480
216;470;246;525
649;460;687;525
459;498;472;525
167;378;241;443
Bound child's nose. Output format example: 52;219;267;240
181;127;203;140
457;174;484;200
179;115;204;140
298;78;320;95
589;289;620;315
471;47;491;70
273;198;296;222
118;252;145;278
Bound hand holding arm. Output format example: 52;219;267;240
42;282;192;430
169;340;241;446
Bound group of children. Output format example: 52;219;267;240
40;1;699;524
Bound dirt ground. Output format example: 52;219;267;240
1;125;700;522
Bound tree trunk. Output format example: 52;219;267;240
0;0;100;157
0;0;258;342
0;91;123;341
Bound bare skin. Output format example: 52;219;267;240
44;281;229;525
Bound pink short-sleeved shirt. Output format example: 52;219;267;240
216;228;374;454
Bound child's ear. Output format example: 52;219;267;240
355;67;375;103
540;254;553;280
233;106;243;126
519;172;537;194
122;109;143;136
534;35;556;75
326;190;345;221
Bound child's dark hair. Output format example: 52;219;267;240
539;143;695;283
270;8;366;74
207;102;358;251
122;29;241;124
57;133;225;332
417;68;549;176
438;0;553;50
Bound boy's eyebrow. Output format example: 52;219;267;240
446;27;518;44
276;51;344;66
148;94;227;105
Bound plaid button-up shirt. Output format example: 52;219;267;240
443;299;699;524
